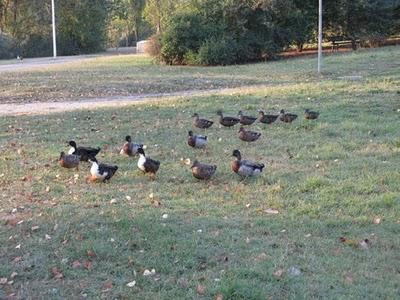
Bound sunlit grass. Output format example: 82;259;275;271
0;46;399;299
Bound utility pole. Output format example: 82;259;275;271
52;0;57;58
317;0;322;74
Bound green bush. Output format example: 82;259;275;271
197;36;238;65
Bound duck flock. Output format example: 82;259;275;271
59;109;319;182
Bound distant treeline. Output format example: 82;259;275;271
0;0;399;63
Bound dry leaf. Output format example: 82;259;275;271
13;257;22;263
196;284;206;295
31;226;39;231
50;267;64;280
265;208;279;214
103;280;113;290
274;269;284;278
255;253;268;261
344;272;354;284
373;217;381;224
10;272;18;279
215;294;223;300
0;278;7;285
83;260;92;271
87;250;96;259
72;260;81;269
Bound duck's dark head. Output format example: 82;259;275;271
88;157;98;164
125;135;132;142
280;109;285;114
238;127;244;133
216;110;223;116
188;130;193;136
68;140;77;148
232;149;241;160
192;113;199;118
238;110;243;116
137;147;145;156
304;109;310;113
258;110;265;116
59;151;65;159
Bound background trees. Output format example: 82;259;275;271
0;0;399;61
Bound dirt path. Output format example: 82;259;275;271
0;85;264;116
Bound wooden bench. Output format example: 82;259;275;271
330;37;360;52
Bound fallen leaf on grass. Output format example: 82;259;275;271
4;215;18;227
72;260;81;269
215;294;223;300
87;250;96;259
265;209;279;214
102;280;113;290
31;226;39;231
83;260;92;271
254;253;268;261
373;217;381;224
13;257;22;263
126;280;136;287
196;284;206;295
50;267;64;280
0;278;7;284
274;269;284;278
344;272;354;284
10;272;17;279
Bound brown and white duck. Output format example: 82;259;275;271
238;127;261;142
231;150;265;177
279;110;298;123
192;113;214;129
238;111;257;125
191;160;217;180
68;140;100;162
187;131;207;148
120;135;143;156
59;151;80;169
304;109;319;120
258;111;279;124
88;158;118;183
137;147;160;176
217;111;240;127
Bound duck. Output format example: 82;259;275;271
68;140;100;162
120;135;143;156
192;113;214;129
238;127;261;142
231;149;265;177
238;111;257;125
191;160;217;180
304;109;319;120
59;151;80;169
187;131;207;148
87;158;118;183
279;110;298;123
137;147;160;176
217;111;240;127
258;111;279;124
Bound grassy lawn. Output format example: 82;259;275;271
0;46;400;299
0;47;398;104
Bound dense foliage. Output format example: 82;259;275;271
0;0;399;60
156;0;400;65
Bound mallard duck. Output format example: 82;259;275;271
137;147;160;175
217;111;240;127
238;127;261;142
258;111;279;124
238;111;257;125
120;135;143;156
231;150;265;177
279;110;298;123
304;109;319;120
59;151;80;169
191;160;217;180
88;158;118;182
68;141;100;162
187;131;207;148
192;113;213;129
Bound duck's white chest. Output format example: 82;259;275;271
68;147;75;155
138;155;146;171
91;163;107;179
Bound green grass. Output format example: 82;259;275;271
0;46;400;299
